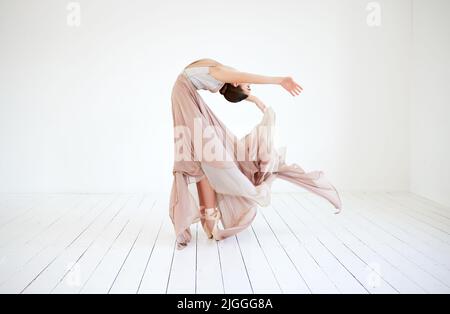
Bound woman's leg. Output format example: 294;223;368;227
196;176;216;208
196;176;219;237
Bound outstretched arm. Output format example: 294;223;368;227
211;66;283;84
210;65;303;96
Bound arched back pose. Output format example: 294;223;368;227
170;58;341;250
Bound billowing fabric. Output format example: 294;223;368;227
169;71;342;249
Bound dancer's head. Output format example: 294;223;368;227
219;83;251;103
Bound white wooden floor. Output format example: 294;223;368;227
0;191;449;294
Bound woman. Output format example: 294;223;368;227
170;58;342;250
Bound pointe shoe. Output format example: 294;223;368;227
200;207;221;240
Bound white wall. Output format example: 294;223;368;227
410;0;450;206
0;0;412;194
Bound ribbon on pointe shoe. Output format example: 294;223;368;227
199;206;222;240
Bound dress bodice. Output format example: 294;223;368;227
182;66;225;93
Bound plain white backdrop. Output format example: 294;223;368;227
0;0;448;205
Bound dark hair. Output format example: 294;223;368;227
219;83;249;103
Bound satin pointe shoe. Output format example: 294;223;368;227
200;206;221;240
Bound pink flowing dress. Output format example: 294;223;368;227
169;66;342;249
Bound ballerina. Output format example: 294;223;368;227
170;58;342;250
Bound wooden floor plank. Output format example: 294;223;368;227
353;193;450;268
22;195;128;294
79;195;150;294
251;212;313;293
195;224;224;294
279;194;398;294
166;222;198;294
51;195;140;293
108;197;163;294
260;201;367;294
137;217;175;294
217;235;253;294
343;193;450;288
0;195;108;293
235;226;281;293
300;193;450;293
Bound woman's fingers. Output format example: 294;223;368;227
294;82;303;92
291;86;301;96
291;81;302;95
281;77;303;96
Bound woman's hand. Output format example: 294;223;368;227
245;95;267;113
280;76;303;96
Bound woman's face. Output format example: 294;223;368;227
241;83;252;95
232;82;252;95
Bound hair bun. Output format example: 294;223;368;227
220;84;228;95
